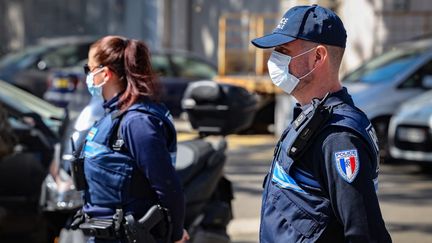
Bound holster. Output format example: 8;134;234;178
70;156;87;191
70;137;87;191
123;205;172;243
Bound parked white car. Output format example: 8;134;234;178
343;38;432;158
388;89;432;164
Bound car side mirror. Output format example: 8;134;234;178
422;75;432;89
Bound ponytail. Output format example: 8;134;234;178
90;36;160;111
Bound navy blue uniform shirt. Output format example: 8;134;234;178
120;102;185;241
83;95;185;241
260;88;391;242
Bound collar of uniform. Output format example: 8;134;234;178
292;87;353;118
103;93;122;113
293;103;312;120
293;105;303;120
324;87;354;107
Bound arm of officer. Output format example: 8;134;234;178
318;128;390;242
122;113;185;241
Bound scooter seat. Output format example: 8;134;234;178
175;139;215;185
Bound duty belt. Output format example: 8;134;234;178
79;208;124;240
77;205;172;243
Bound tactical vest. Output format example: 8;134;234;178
260;95;380;242
82;102;177;208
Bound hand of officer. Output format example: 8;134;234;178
174;229;190;243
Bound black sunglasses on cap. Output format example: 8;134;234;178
83;64;104;75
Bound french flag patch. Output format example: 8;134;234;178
335;149;360;183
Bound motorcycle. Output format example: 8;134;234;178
39;80;258;242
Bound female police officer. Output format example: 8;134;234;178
73;36;189;243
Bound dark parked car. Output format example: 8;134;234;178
0;36;96;98
0;79;67;242
43;50;217;117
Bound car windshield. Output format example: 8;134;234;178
0;80;64;129
171;55;217;79
343;48;425;84
0;45;49;70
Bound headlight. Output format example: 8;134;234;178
396;126;428;143
40;168;83;211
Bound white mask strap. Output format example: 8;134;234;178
91;68;105;87
298;66;317;80
292;46;317;59
95;79;107;88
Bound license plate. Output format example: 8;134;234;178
53;78;71;89
397;127;427;143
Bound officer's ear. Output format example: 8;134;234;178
313;45;327;68
102;66;112;82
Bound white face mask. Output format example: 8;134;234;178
267;47;316;94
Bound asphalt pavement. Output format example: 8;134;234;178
213;134;432;243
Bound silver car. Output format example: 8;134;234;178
388;88;432;164
343;38;432;158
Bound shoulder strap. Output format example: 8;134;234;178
110;103;176;152
111;112;127;152
326;106;379;158
288;94;333;159
108;103;177;199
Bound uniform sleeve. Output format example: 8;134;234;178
121;113;185;241
316;128;391;242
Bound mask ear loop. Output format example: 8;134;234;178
95;79;107;88
292;46;317;59
295;46;318;80
298;66;317;80
91;68;106;87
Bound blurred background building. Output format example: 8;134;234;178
1;0;431;74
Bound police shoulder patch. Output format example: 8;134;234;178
86;127;98;141
335;149;360;183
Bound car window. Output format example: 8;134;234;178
170;55;216;79
343;48;425;84
151;54;173;76
0;81;64;130
399;60;432;89
0;46;48;70
38;43;90;69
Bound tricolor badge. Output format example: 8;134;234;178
86;127;98;141
335;149;360;183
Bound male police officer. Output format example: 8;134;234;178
251;5;392;242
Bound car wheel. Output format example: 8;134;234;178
372;117;391;163
419;163;432;173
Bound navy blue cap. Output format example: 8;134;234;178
251;5;347;48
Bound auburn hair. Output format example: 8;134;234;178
90;35;160;111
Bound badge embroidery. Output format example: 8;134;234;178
335;149;360;183
86;127;98;141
